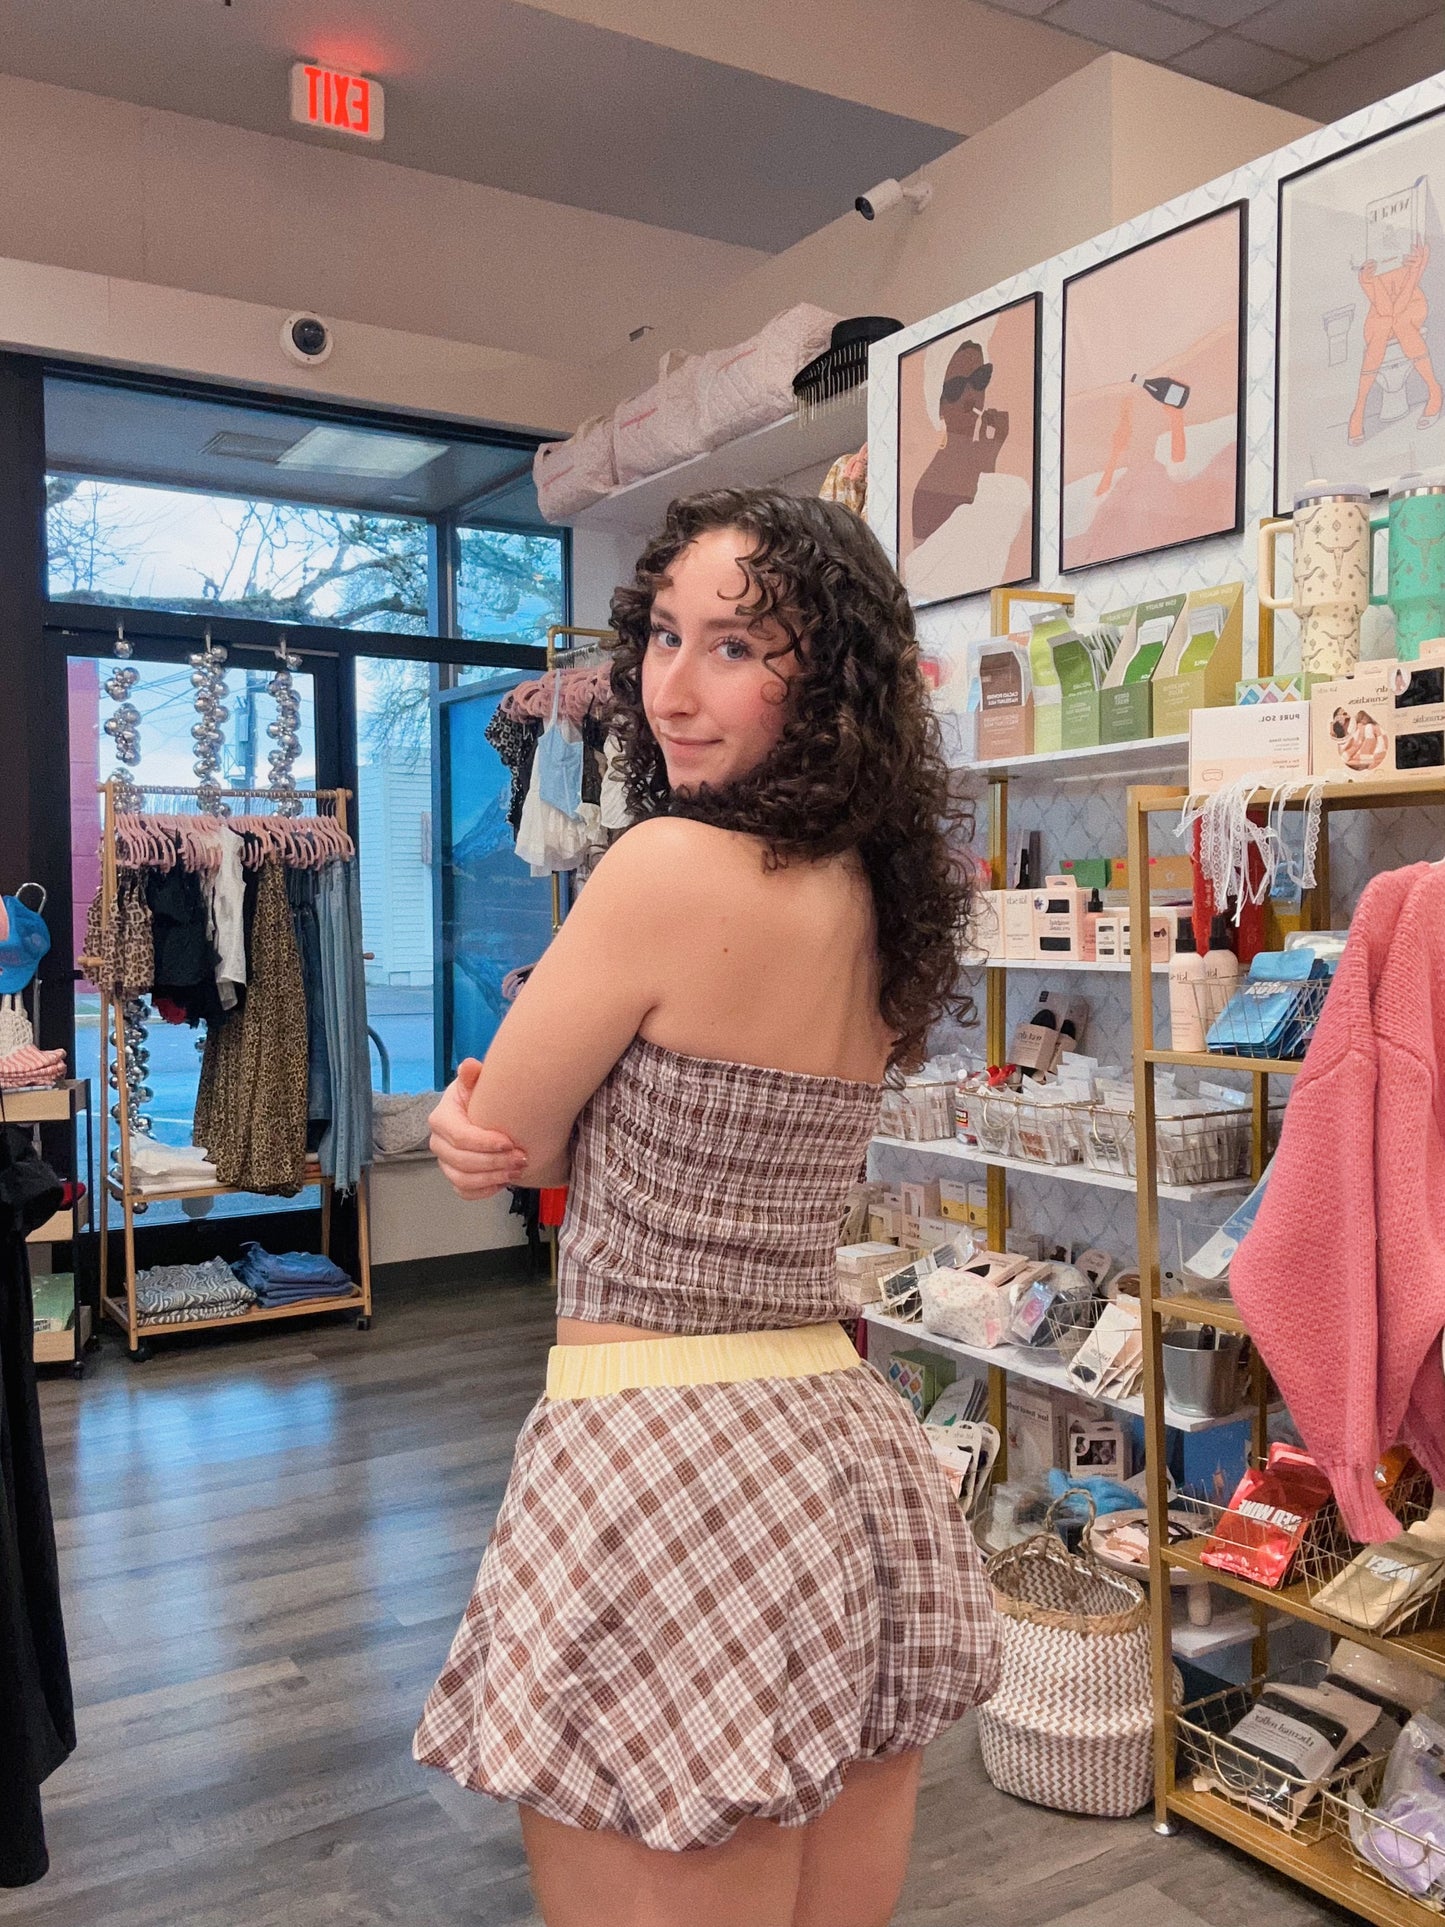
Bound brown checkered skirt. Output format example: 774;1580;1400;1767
412;1358;1002;1851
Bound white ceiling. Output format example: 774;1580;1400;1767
979;0;1445;106
0;0;962;252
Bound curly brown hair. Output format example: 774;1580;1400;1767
608;487;974;1071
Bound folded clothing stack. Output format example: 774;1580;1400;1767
134;1256;255;1326
235;1241;355;1305
0;1044;67;1090
127;1136;220;1192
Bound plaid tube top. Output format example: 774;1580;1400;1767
555;1037;883;1335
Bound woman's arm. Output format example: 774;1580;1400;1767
461;821;682;1186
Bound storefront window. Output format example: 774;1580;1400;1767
47;477;428;632
455;526;565;657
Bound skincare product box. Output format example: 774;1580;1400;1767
974;638;1033;763
968;1182;989;1227
1051;628;1121;751
900;1178;942;1220
965;889;1002;964
1152;583;1245;737
1099;596;1182;743
1001;890;1036;960
1189;702;1311;794
1027;615;1074;756
938;1179;971;1224
920;636;979;768
1094;914;1128;964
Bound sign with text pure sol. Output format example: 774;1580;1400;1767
290;62;384;141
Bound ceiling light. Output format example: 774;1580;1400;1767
277;425;447;478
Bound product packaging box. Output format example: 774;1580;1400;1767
900;1178;942;1220
967;1182;989;1227
1027;615;1074;756
1031;875;1086;961
1111;853;1194;893
1311;650;1445;783
974;638;1033;763
886;1348;957;1422
965;890;1003;964
1007;1383;1063;1481
1236;674;1322;705
1099;596;1183;743
1189;703;1312;794
1060;857;1112;892
1001;890;1036;960
938;1179;970;1224
1152;583;1245;737
920;636;979;769
1050;629;1121;750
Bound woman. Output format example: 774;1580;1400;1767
416;488;1001;1927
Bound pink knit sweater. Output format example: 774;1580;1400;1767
1232;862;1445;1543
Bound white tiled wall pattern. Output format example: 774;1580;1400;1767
867;69;1445;1264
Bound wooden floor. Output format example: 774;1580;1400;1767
8;1272;1352;1927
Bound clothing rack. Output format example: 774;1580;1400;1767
89;778;373;1360
543;625;614;934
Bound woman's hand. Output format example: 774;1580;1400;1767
429;1061;529;1200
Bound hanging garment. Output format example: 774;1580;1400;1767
286;867;332;1148
515;777;599;876
194;858;309;1195
201;825;247;1010
534;674;584;817
485;710;542;836
0;1126;74;1887
145;867;223;1026
598;729;632;833
1232;862;1445;1541
83;870;153;1001
316;858;372;1194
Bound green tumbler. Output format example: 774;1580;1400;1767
1370;476;1445;662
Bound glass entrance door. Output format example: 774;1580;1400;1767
435;673;554;1079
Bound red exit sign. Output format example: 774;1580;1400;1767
290;62;384;142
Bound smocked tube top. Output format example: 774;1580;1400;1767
555;1037;883;1336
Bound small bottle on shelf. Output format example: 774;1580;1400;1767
1168;914;1207;1052
1202;914;1240;1027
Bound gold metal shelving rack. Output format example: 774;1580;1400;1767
90;778;373;1359
1127;769;1445;1927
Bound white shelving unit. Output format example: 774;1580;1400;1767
568;394;868;533
871;1134;1251;1206
975;957;1169;975
970;734;1189;783
863;1309;1251;1435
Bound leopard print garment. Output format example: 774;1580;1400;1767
194;857;309;1195
84;870;155;999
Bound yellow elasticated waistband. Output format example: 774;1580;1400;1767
545;1321;861;1401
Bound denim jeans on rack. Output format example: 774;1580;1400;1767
316;857;372;1193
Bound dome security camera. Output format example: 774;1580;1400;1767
854;177;933;221
282;312;333;365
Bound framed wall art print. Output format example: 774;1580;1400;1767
895;290;1041;608
1059;202;1247;573
1276;107;1445;512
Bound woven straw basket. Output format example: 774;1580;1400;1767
977;1496;1155;1818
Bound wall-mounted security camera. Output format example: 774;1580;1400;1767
854;177;933;221
282;312;333;365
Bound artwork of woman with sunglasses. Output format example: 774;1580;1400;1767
911;339;1010;546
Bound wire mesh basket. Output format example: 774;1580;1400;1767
1175;1663;1389;1840
1293;1462;1445;1638
973;1089;1082;1167
1042;1290;1106;1362
1079;1104;1251;1187
1195;976;1332;1061
1182;1468;1345;1591
1326;1783;1445;1913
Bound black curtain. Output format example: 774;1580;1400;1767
0;1124;75;1886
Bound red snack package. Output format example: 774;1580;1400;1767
1200;1443;1335;1589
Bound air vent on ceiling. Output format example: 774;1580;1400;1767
202;429;305;464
